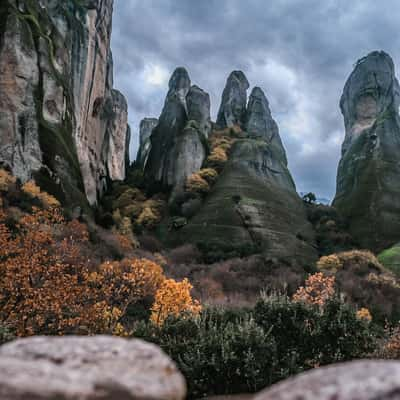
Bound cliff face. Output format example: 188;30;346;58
175;72;317;264
333;51;400;251
0;0;129;207
144;67;210;192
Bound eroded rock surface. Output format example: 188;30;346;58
176;83;316;264
145;68;209;190
0;335;186;400
0;0;129;206
216;70;249;128
137;117;158;169
254;360;400;400
333;51;400;251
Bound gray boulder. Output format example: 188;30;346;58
0;335;186;400
136;117;158;169
216;70;250;128
254;360;400;400
333;51;400;251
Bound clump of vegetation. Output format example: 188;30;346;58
378;243;400;276
150;278;202;325
317;250;400;322
305;202;355;255
136;293;376;398
185;173;211;195
198;167;219;184
0;169;200;337
292;272;336;306
205;125;242;171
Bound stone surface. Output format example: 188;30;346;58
254;360;400;400
187;84;212;138
0;335;186;400
216;70;250;128
245;87;287;164
145;68;208;189
175;82;316;264
333;51;400;251
177;139;317;264
136;117;158;169
0;0;129;206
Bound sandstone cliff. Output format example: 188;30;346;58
333;51;400;251
0;0;129;207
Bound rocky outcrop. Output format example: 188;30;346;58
245;86;287;164
216;70;250;128
136;117;158;169
0;335;186;400
333;51;400;251
0;0;129;207
187;85;212;138
254;360;400;400
175;80;317;264
145;68;209;190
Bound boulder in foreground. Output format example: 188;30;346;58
0;335;186;400
255;360;400;400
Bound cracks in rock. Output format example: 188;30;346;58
233;198;260;249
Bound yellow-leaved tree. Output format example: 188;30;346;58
150;278;202;326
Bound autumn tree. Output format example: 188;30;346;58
292;272;335;306
0;202;165;336
150;278;202;326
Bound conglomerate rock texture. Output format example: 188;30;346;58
0;0;129;207
333;51;400;251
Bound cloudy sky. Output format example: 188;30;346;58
111;0;400;200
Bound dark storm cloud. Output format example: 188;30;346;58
111;0;400;199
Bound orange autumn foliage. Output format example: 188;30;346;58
151;278;202;326
292;272;335;306
22;180;60;208
0;202;166;336
185;173;211;195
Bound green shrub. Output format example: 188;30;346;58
378;244;400;276
134;308;277;398
255;294;376;370
134;297;376;398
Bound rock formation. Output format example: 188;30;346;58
255;360;400;400
0;0;129;207
0;335;186;400
216;70;250;128
176;73;317;264
145;67;210;191
187;85;211;138
245;86;287;163
333;51;400;251
136;117;158;169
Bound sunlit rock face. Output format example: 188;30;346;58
333;51;400;251
145;68;210;191
0;0;129;206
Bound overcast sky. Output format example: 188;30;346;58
111;0;400;200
